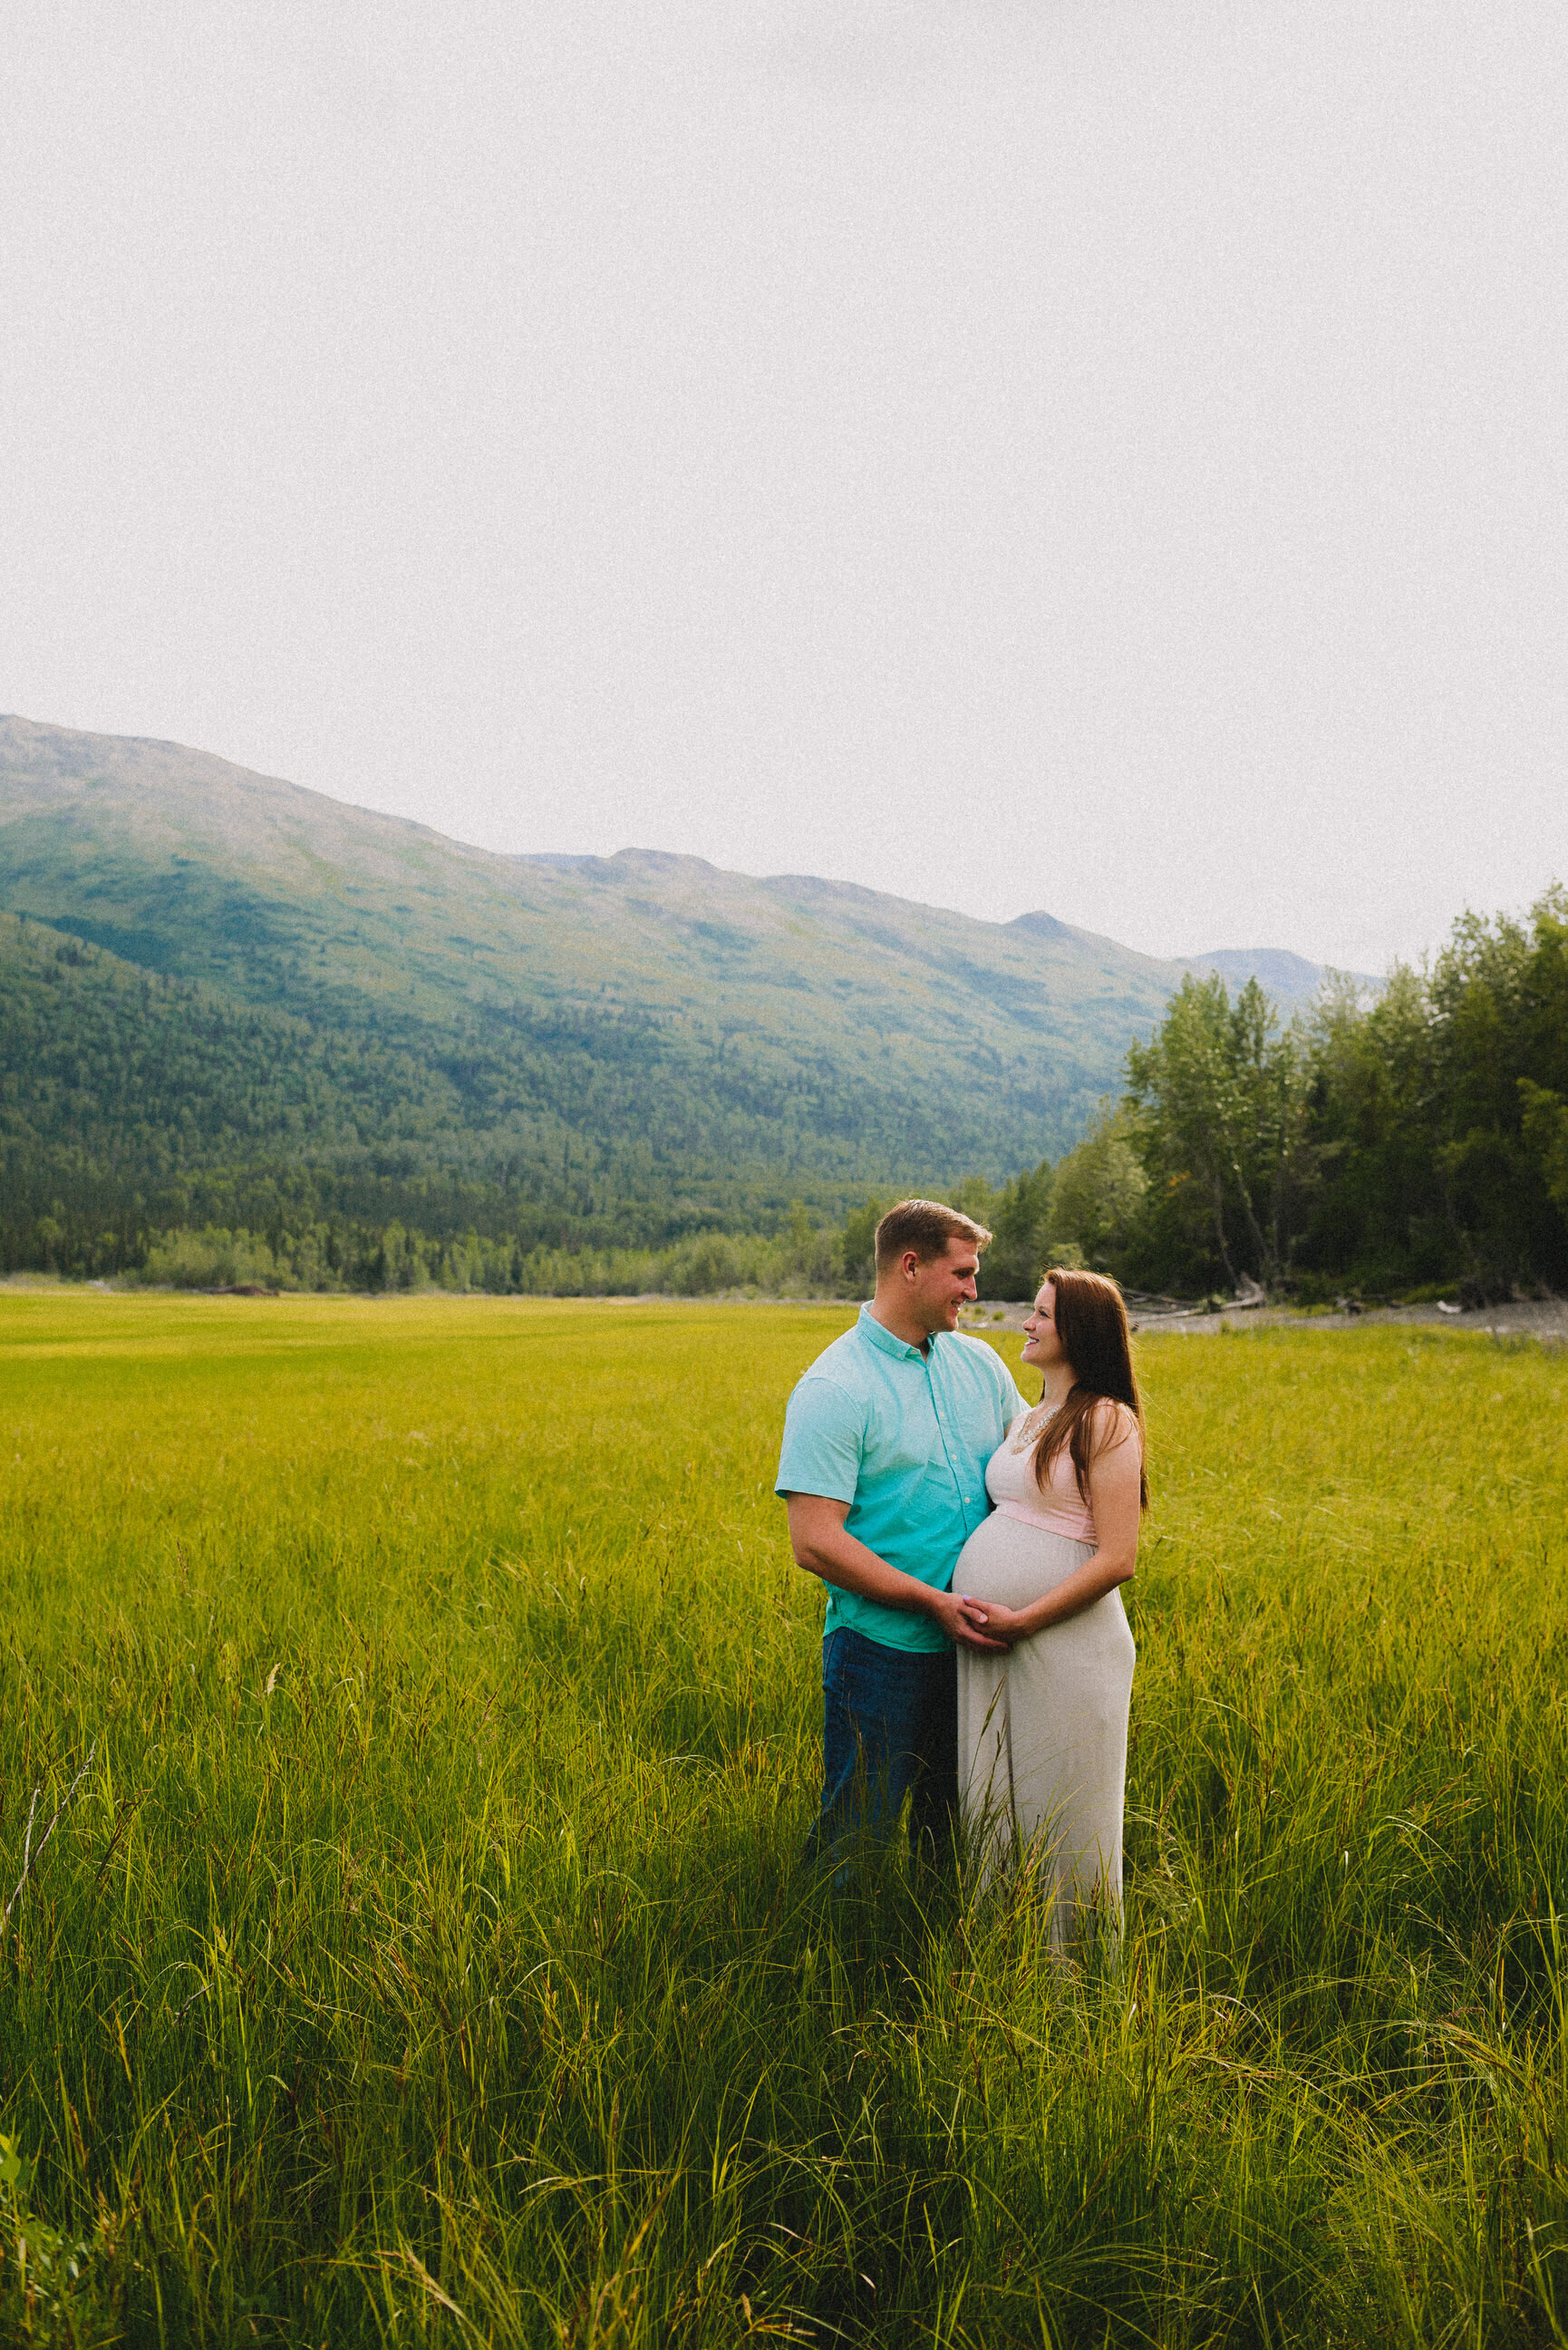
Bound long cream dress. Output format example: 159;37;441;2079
953;1405;1137;1942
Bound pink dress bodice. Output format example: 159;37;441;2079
984;1404;1139;1545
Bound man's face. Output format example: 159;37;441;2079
905;1237;982;1334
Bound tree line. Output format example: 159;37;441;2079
7;892;1564;1303
972;888;1568;1304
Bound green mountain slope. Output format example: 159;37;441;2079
0;715;1341;1261
0;913;554;1247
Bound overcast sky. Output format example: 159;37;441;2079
4;1;1565;971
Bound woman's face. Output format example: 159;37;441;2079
1021;1282;1067;1371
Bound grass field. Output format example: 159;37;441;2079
2;1293;1567;2347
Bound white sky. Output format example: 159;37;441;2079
4;0;1565;972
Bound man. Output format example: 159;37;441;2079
777;1198;1027;1870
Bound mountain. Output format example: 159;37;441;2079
0;715;1352;1255
1188;947;1350;1008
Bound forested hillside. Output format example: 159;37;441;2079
0;915;549;1264
0;914;880;1272
0;715;1341;1282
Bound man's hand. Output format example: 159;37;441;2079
930;1588;1011;1655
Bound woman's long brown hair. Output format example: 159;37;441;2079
1032;1267;1148;1511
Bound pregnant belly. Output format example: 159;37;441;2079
953;1510;1095;1609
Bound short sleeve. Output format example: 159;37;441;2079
776;1375;865;1504
1093;1397;1143;1461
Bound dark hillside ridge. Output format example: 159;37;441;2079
0;715;1358;1260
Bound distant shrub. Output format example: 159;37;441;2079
121;1214;851;1300
131;1226;283;1291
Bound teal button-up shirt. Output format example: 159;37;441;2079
776;1303;1027;1654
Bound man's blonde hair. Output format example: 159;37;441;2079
874;1198;992;1274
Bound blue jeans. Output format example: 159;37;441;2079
806;1627;958;1871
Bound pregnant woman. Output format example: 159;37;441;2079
954;1268;1146;1943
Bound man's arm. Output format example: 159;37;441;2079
785;1492;1009;1654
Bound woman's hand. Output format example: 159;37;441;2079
955;1594;1025;1646
930;1588;1011;1655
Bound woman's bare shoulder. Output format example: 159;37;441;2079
1089;1396;1142;1453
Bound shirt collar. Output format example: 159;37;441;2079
856;1301;933;1362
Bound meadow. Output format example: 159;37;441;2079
1;1292;1566;2347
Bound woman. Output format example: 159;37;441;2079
953;1267;1146;1942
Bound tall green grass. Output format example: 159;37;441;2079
0;1293;1565;2345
